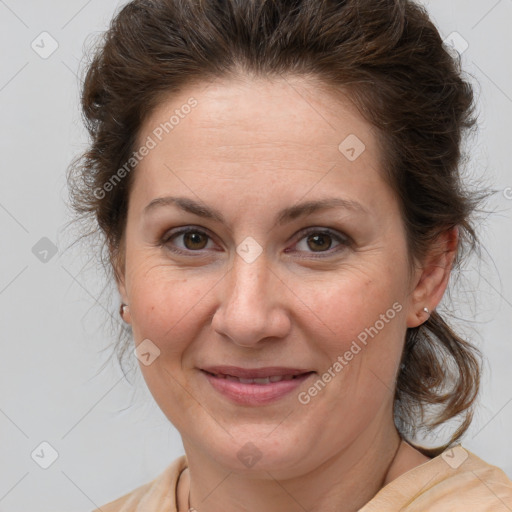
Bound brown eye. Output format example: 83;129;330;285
162;227;214;254
291;228;350;257
183;231;208;250
306;233;333;252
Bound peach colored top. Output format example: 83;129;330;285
94;446;512;511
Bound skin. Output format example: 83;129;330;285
116;75;457;512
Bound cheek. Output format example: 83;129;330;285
303;268;408;404
127;264;211;350
303;270;404;346
306;278;406;402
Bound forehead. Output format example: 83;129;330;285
140;76;375;151
131;76;387;210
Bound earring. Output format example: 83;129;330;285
423;307;430;315
120;303;128;319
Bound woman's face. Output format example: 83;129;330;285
118;76;427;475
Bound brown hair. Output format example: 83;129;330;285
67;0;487;456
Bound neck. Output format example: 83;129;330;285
178;423;413;512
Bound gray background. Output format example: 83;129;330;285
0;1;511;510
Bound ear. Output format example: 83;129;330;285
406;226;459;328
112;242;132;324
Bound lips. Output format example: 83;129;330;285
212;374;297;384
201;367;315;405
201;365;313;380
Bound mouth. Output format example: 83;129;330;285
200;365;314;380
201;370;312;384
199;366;316;405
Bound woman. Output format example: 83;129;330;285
68;0;512;510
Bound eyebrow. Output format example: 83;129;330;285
143;195;368;225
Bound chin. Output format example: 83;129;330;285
197;427;313;474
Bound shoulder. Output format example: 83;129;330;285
361;445;512;511
92;455;188;512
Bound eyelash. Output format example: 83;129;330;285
160;226;351;258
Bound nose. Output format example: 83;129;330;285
211;250;292;348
